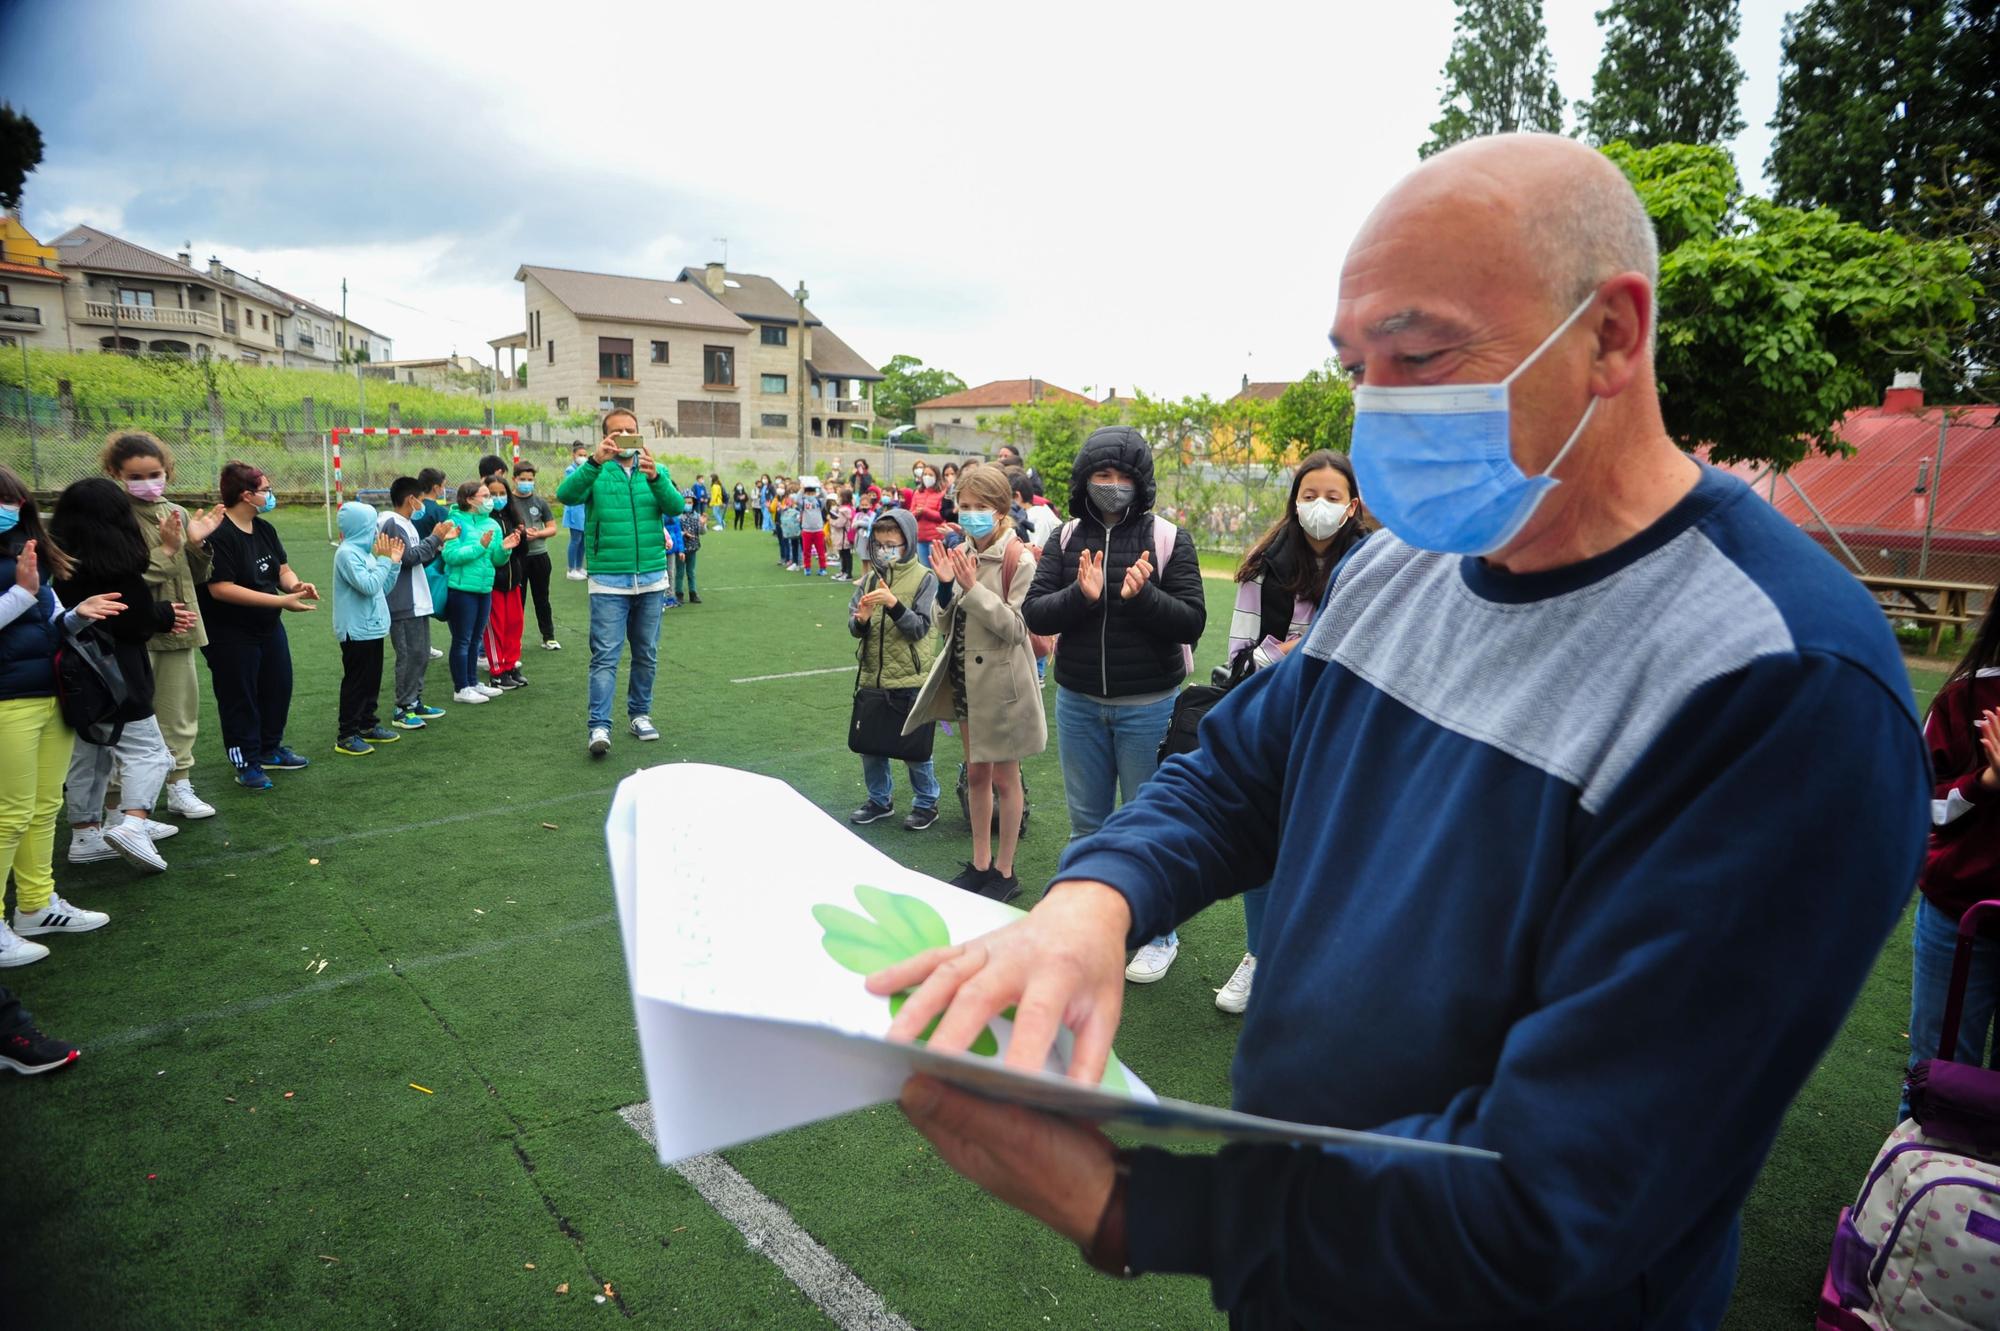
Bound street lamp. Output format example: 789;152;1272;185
794;281;809;476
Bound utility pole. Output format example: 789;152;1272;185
794;280;809;477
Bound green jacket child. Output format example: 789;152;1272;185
441;495;515;593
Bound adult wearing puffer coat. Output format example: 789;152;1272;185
1023;425;1205;982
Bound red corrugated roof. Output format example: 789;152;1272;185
0;259;66;281
1719;401;2000;551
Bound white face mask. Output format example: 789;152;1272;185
1297;497;1353;541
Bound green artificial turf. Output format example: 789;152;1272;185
0;512;1953;1329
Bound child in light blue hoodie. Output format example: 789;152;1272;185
331;500;402;755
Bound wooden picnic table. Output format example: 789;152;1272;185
1858;574;1990;654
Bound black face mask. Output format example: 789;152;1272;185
1088;480;1136;518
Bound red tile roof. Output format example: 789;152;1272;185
1231;381;1292;402
0;259;66;282
916;378;1092;411
1717;400;2000;553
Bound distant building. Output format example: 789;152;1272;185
492;261;881;441
914;378;1094;455
0;215;69;349
365;354;488;392
39;223;392;367
1231;374;1294;403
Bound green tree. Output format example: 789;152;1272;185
983;396;1126;498
0;103;44;213
1420;0;1565;159
871;354;967;426
1268;364;1357;457
1578;0;1745;148
1605;141;1978;468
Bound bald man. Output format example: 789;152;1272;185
869;134;1929;1329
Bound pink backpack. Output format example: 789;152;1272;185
1056;515;1195;677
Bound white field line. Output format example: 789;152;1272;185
730;666;853;684
618;1102;916;1331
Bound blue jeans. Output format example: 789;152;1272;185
445;591;489;691
861;754;939;812
1055;687;1179;948
587;591;663;732
1243;884;1270;956
566;528;586;572
1904;896;2000;1117
917;540;933;568
676;551;698;598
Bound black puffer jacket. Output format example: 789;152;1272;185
1023;426;1206;698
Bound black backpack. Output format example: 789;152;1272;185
54;617;131;746
1158;575;1294;764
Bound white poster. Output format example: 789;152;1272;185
609;764;1498;1167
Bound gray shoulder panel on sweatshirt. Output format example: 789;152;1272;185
1307;529;1796;814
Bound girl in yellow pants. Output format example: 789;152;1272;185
0;467;119;967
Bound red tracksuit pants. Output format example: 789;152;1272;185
800;530;827;571
484;587;524;674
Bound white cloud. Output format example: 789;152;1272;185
8;0;1795;399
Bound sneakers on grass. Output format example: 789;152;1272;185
413;703;447;719
1125;937;1180;984
14;894;109;936
630;715;660;742
949;862;994;893
452;687;490;705
106;814;177;841
849;802;895;825
165;779;215;819
588;727;611;758
334;736;375;756
542;639;561;650
0;921;49;969
235;764;274;791
1214;953;1257;1014
475;682;505;698
67;829;120;865
391;712;427;730
428;646;445;658
262;746;310;771
360;725;400;744
902;806;939;832
104;822;167;873
0;1024;78;1075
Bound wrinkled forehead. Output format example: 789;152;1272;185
1331;178;1539;350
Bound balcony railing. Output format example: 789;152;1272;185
0;303;43;327
82;302;218;332
833;398;869;415
295;332;315;349
222;315;239;334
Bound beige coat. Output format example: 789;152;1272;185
133;496;211;651
905;531;1048;763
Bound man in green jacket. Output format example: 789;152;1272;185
555;408;683;758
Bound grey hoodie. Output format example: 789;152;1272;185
847;506;938;672
378;510;449;620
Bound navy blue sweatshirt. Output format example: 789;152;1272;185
1057;466;1928;1330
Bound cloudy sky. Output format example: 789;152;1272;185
0;0;1792;400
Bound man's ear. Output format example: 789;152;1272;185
1590;272;1653;399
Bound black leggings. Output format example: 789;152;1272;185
734;506;748;530
202;623;294;768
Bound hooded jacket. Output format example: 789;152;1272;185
1022;426;1206;699
847;508;938;692
131;494;211;651
554;457;682;576
378;508;448;620
332;501;396;642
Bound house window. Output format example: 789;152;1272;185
119;288;154;307
547;339;554;365
530;311;540;347
761;325;787;347
703;345;734;387
606;395;636;413
0;284;9;305
761;373;787;395
261;313;270;331
598;336;634;381
761;413;788;428
555;397;570;412
650;340;669;364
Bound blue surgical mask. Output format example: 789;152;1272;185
516;481;535;496
0;504;19;535
1348;291;1601;557
261;491;278;513
958;510;997;539
489;496;505;513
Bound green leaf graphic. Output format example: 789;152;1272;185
854;884;950;957
811;903;903;976
888;992;999;1057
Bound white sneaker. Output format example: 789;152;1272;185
0;921;48;968
1214;953;1257;1014
1125;937;1180;984
475;682;505;697
103;821;167;873
630;715;660;742
542;639;561;651
165;779;215;819
476;655;489;671
565;569;587;582
452;686;490;705
428;647;444;659
128;817;179;842
786;563;800;572
67;829;119;865
14;894;109;936
588;726;611;758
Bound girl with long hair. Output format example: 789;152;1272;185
50;477;197;874
1905;582;2000;1113
0;467;124;963
1213;450;1368;1014
905;464;1047;902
